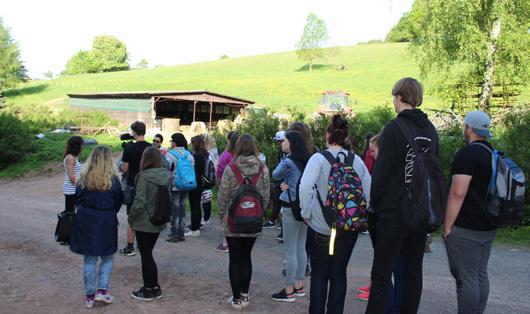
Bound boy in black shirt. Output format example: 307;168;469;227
444;110;497;313
120;121;151;256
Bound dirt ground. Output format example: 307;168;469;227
1;170;529;314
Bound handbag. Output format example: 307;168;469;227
54;210;75;245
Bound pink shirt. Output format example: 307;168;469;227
216;150;233;180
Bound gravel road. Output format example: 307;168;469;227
1;171;529;314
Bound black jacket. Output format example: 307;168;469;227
370;109;439;219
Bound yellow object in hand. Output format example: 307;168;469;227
329;226;336;255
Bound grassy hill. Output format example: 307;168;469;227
5;42;529;114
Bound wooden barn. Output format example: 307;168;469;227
67;90;254;129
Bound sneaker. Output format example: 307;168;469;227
262;220;276;229
131;287;154;301
227;296;242;310
275;232;283;241
358;285;370;293
95;289;114;304
357;291;370;301
272;288;296;303
152;286;163;299
240;293;250;309
215;243;229;253
184;230;200;237
166;235;180;243
361;230;369;235
276;224;282;230
119;245;135;256
294;286;306;297
85;295;95;308
201;218;211;225
178;234;186;242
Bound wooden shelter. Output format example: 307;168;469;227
68;90;254;129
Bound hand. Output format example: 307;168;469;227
444;227;452;239
280;182;289;191
303;218;310;224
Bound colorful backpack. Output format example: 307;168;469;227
227;163;265;234
169;149;197;191
316;151;368;233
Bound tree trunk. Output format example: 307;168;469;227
309;61;313;72
479;18;501;112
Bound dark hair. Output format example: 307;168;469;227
154;133;163;143
171;133;188;148
191;135;207;156
392;77;423;107
285;131;311;165
130;121;146;136
326;115;349;147
369;133;381;148
235;134;259;158
287;121;317;154
64;136;84;158
226;131;240;153
140;147;162;170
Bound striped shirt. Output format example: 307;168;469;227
63;156;82;195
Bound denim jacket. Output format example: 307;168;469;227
272;156;302;204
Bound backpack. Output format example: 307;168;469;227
201;153;216;189
150;184;172;225
285;156;305;222
470;142;525;226
54;210;75;244
169;149;197;191
227;163;265;234
395;119;446;233
316;151;368;233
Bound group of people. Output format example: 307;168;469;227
62;77;501;314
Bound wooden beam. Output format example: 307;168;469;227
209;101;213;130
193;100;197;122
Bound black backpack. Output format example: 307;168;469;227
150;184;172;225
286;156;305;222
201;153;216;189
395;119;447;233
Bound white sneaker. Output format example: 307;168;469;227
227;296;242;310
240;293;250;308
184;230;200;237
95;291;114;304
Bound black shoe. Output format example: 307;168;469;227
275;232;283;241
166;235;179;243
131;287;154;301
152;286;163;299
272;288;296;303
262;220;276;229
119;245;135;256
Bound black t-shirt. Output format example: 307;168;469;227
451;140;497;231
122;141;151;186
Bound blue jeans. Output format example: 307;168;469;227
170;191;187;236
308;227;358;314
282;208;308;286
83;255;114;296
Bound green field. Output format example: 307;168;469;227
6;42;529;114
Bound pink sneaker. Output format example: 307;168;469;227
357;291;370;301
358;284;370;293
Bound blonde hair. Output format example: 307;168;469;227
78;146;117;191
202;133;217;151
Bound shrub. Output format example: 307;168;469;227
0;113;34;169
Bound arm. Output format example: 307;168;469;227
66;155;77;184
370;124;395;209
299;154;321;220
128;176;146;219
217;167;235;220
444;174;472;237
112;176;124;212
272;158;289;181
354;155;372;206
261;165;271;210
121;149;130;173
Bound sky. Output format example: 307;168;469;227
2;0;414;78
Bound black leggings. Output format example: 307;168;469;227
226;237;256;299
189;189;203;231
64;194;76;213
136;230;160;289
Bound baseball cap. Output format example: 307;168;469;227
464;110;492;138
273;131;286;141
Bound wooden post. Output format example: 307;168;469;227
193;100;197;122
209;101;213;130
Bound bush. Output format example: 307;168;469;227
0;113;34;169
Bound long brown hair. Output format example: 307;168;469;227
191;135;208;156
64;136;84;158
235;134;259;158
140;147;162;171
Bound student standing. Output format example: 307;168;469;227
185;135;208;237
366;78;439;314
444;111;497;314
70;146;123;308
217;135;270;310
129;147;171;300
271;130;311;303
63;136;83;215
299;115;371;314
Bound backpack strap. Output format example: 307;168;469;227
470;141;493;154
229;163;245;185
394;118;420;153
250;163;264;185
320;150;337;166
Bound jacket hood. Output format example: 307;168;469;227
397;109;430;128
234;155;262;177
139;168;170;185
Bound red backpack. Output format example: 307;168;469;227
227;163;265;234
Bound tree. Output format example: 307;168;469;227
296;13;329;72
0;18;27;92
42;71;53;79
386;13;415;42
136;58;148;69
410;0;530;112
64;35;129;74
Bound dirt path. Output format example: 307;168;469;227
1;172;529;314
